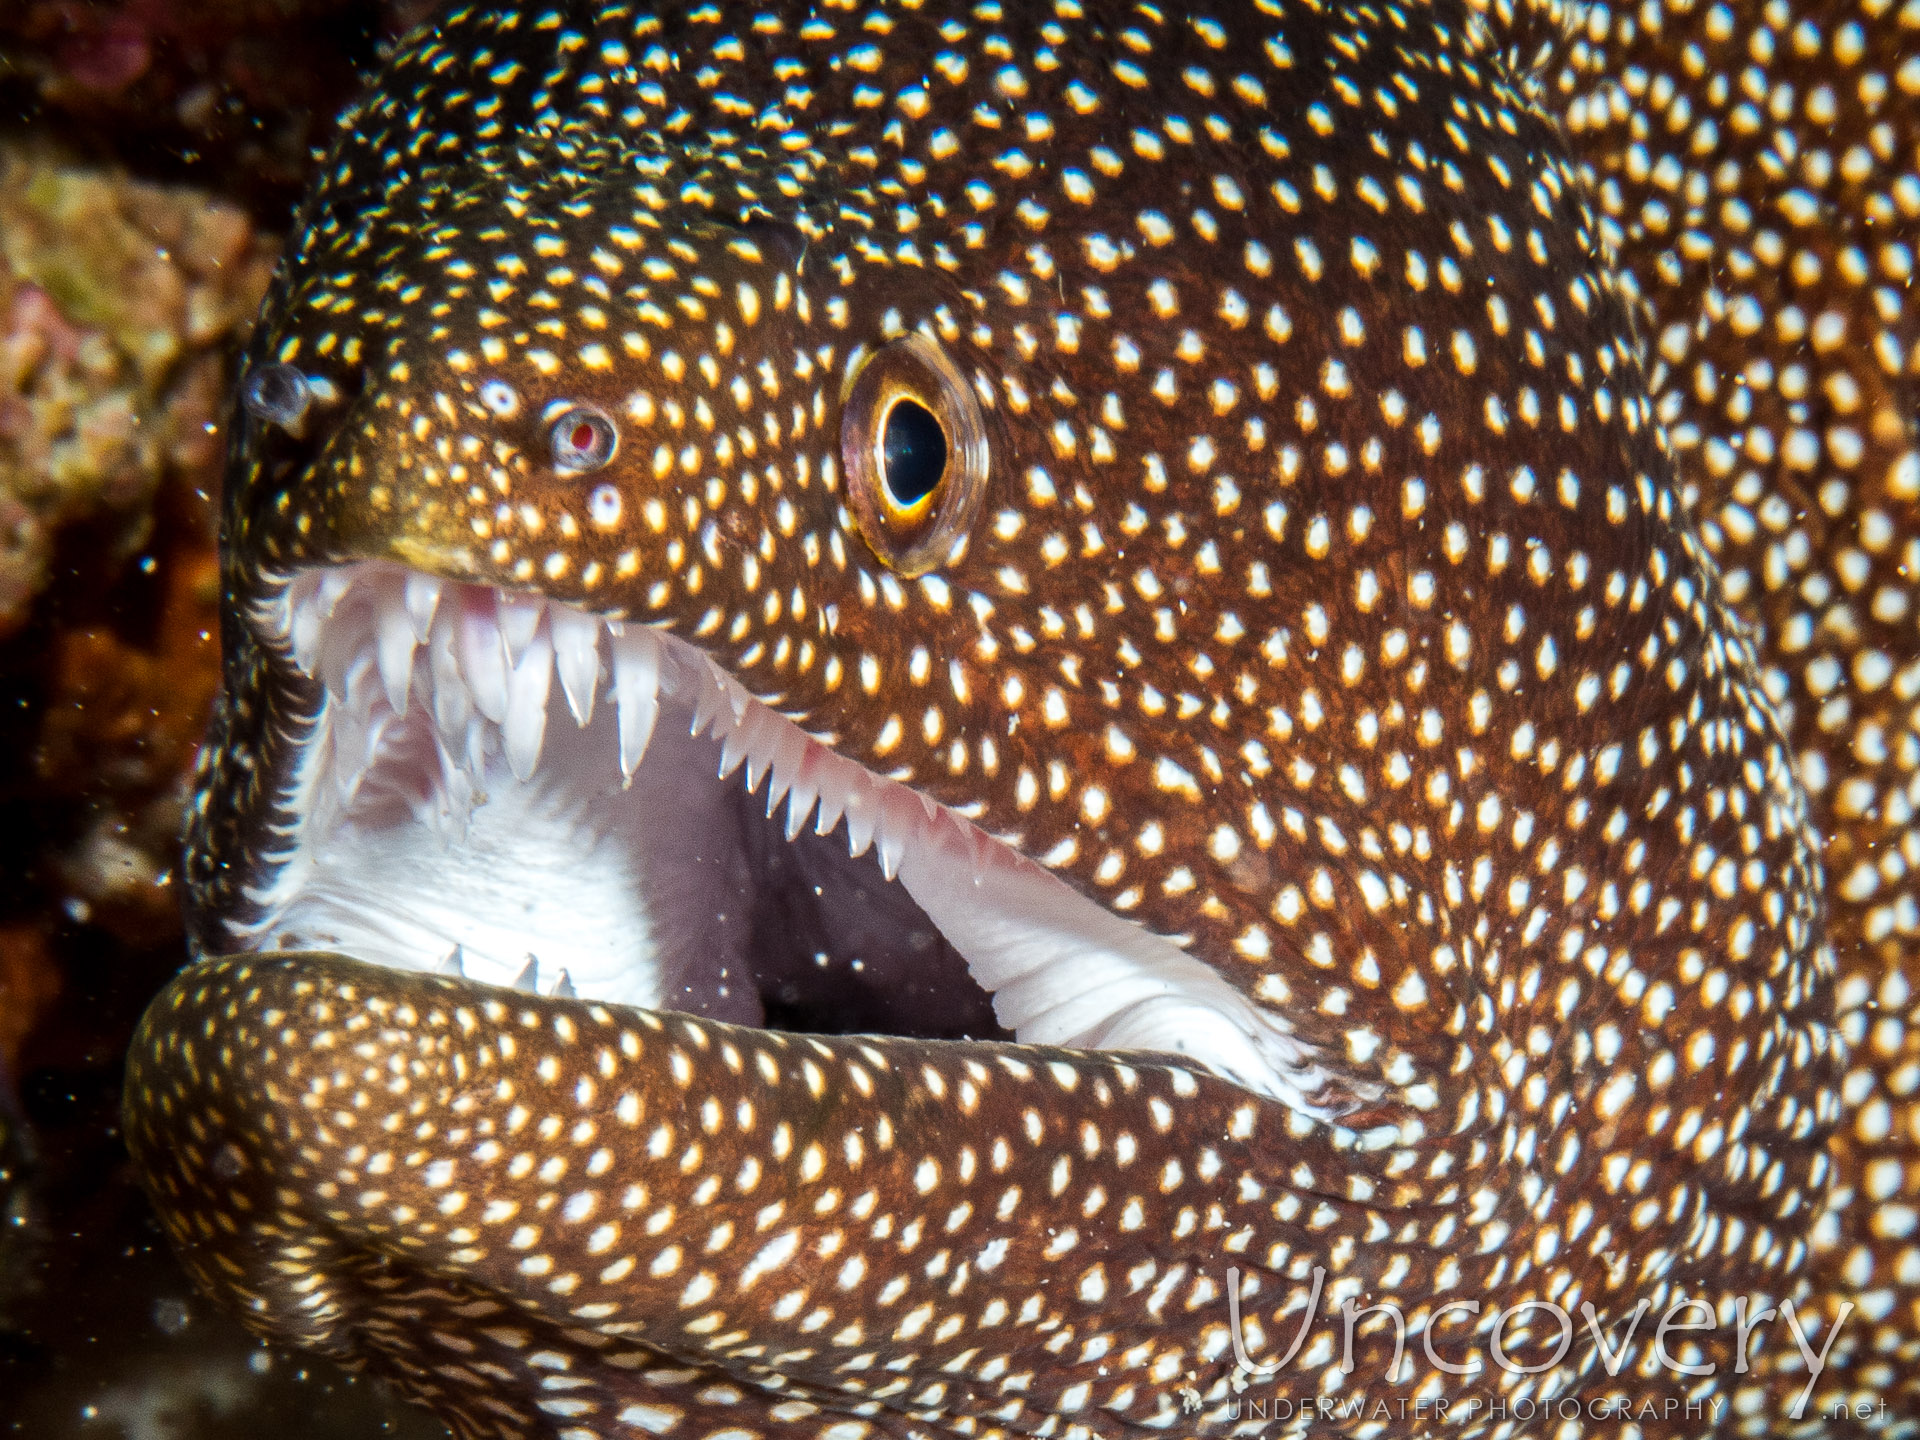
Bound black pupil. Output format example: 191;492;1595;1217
880;400;946;508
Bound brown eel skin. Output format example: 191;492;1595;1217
122;0;1920;1434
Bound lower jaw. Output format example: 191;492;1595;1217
223;561;1355;1119
123;946;1306;1439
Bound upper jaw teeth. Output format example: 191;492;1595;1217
260;559;913;864
551;606;601;726
611;628;662;782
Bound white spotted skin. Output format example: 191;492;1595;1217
1555;0;1920;1412
136;0;1920;1433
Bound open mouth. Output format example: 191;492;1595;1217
232;560;1352;1117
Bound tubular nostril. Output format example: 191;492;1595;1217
240;363;314;430
479;379;520;418
588;483;624;528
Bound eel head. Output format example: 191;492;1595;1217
127;0;1852;1434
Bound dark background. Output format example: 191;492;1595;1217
0;3;447;1432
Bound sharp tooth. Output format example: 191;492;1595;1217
405;572;442;642
842;785;878;858
550;606;601;727
690;668;728;737
740;706;785;792
783;786;815;840
513;957;540;992
259;592;292;639
459;606;510;723
612;629;662;782
719;727;752;781
261;575;302;637
550;969;576;999
876;821;907;882
289;584;325;673
814;781;848;839
875;806;910;887
704;660;752;725
435;738;476;833
503;622;554;782
317;569;353;619
438;945;466;977
429;608;472;744
498;593;545;664
763;729;805;814
780;749;817;834
377;602;417;714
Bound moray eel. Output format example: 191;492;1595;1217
121;0;1920;1433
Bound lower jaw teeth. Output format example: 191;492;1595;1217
501;953;574;998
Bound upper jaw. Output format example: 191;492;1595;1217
222;557;1381;1129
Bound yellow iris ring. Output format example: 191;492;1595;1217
839;332;990;577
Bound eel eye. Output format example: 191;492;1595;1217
549;405;618;474
841;333;988;576
240;363;312;429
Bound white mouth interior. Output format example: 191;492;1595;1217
233;560;1347;1117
